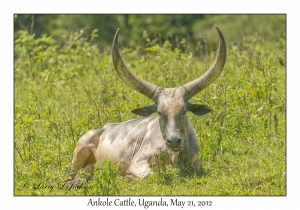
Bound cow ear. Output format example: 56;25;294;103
187;103;212;116
131;104;157;117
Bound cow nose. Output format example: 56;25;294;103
167;137;183;148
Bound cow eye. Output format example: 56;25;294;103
158;112;162;117
183;110;186;115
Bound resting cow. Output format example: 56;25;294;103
67;25;226;181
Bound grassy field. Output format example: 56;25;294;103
14;15;286;196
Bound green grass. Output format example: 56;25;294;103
14;18;286;196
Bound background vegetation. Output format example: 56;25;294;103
14;14;286;195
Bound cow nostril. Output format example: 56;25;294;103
167;137;182;146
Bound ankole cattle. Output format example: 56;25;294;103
67;25;226;181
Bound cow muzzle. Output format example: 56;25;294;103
167;137;184;152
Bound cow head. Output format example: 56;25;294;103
112;26;226;152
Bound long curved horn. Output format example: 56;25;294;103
112;28;159;101
183;25;226;100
